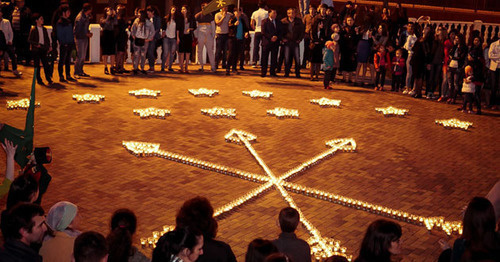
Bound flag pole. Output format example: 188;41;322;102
238;0;240;10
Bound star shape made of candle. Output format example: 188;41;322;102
375;106;409;116
267;107;299;119
189;88;219;97
133;108;171;119
310;97;341;107
129;88;161;98
6;98;41;110
242;90;273;99
72;94;105;103
201;107;236;118
435;118;473;130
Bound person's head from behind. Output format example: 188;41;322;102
278;207;300;233
1;203;46;245
258;0;266;9
74;231;108;262
107;209;137;262
152;227;203;262
6;174;39;211
82;3;92;16
176;196;217;240
264;253;291;262
46;201;80;233
462;197;497;252
245;238;278;262
324;255;348;262
357;219;402;261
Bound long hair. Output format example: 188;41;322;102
245;238;278;262
355;219;402;262
106;209;137;262
176;196;218;240
461;197;498;255
152;226;201;262
6;174;39;211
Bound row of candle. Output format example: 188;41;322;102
72;94;105;103
6;98;40;110
310;97;342;108
129;88;161;98
267;107;300;119
201;107;236;118
375;106;409;116
435;118;473;130
133;108;171;119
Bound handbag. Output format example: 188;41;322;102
449;59;458;68
134;38;145;47
461;81;475;93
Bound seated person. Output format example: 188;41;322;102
272;207;311;262
74;231;109;262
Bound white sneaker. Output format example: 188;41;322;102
408;90;415;96
13;70;22;76
402;89;409;94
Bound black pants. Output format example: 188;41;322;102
252;32;262;64
462;92;474;111
474;84;482;113
32;48;51;83
215;33;228;68
284;41;300;77
488;68;500;106
277;43;285;72
58;44;72;79
324;68;337;88
14;30;30;64
227;38;244;72
375;67;387;87
428;63;442;95
392;74;403;91
261;42;279;76
302;37;310;67
3;45;18;71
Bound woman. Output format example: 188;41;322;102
448;33;468;104
28;13;52;86
115;5;129;74
100;6;118;75
354;26;372;86
438;30;457;102
467;36;485;114
152;227;203;262
339;16;358;83
310;16;328;81
107;209;149;262
161;6;179;72
131;9;154;75
354;219;402;262
40;201;82;262
178;5;196;73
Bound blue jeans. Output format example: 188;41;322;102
215;33;228;68
147;38;159;70
74;38;88;75
133;42;149;70
162;37;177;70
284;41;301;77
252;32;262;64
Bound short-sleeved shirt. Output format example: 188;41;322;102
215;12;232;34
250;8;268;33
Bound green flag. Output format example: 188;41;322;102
0;68;36;167
202;0;237;15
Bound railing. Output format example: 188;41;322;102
417;20;500;46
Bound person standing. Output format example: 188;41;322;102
161;6;179;72
131;9;154;75
226;9;249;76
73;3;92;77
195;2;215;72
10;0;31;66
178;5;196;74
488;34;500;110
298;0;310;17
214;6;232;69
281;8;304;78
302;5;315;69
28;13;53;86
250;0;268;68
56;5;75;82
100;6;117;75
260;9;281;77
0;8;21;76
115;5;129;74
146;6;161;73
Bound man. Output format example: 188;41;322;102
195;2;216;72
73;231;108;262
146;6;161;73
10;0;30;66
214;6;232;69
73;3;92;77
56;5;75;82
301;5;316;68
261;9;281;77
226;9;249;76
250;0;268;68
0;8;20;76
0;203;47;261
272;207;311;262
281;8;304;78
488;34;500;110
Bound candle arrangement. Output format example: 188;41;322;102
201;107;236;118
133;108;171;119
242;90;273;99
6;98;40;110
375;106;409;116
266;107;299;119
72;94;105;103
189;88;219;97
129;88;161;98
435;118;473;130
310;97;341;108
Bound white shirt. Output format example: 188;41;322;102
489;40;500;69
37;26;44;45
251;8;268;33
404;34;417;55
166;19;176;38
0;19;13;43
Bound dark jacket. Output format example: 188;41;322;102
449;44;468;68
261;17;281;47
273;232;311;262
0;239;43;262
281;17;304;43
74;11;90;39
28;26;51;51
228;16;249;38
56;17;74;45
197;238;237;262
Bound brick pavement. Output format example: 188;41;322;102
0;64;499;261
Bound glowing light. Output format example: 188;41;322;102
189;88;219;97
375;106;409;116
267;107;299;119
129;88;161;98
310;97;341;108
201;107;236;118
72;94;105;103
242;90;273;99
435;118;473;130
133;108;171;119
6;98;40;110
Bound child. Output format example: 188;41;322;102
322;33;340;89
460;65;476;113
391;49;405;92
373;45;391;90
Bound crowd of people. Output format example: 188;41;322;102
0;0;499;113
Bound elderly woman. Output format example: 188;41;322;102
39;201;81;262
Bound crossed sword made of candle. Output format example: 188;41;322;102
123;129;462;258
